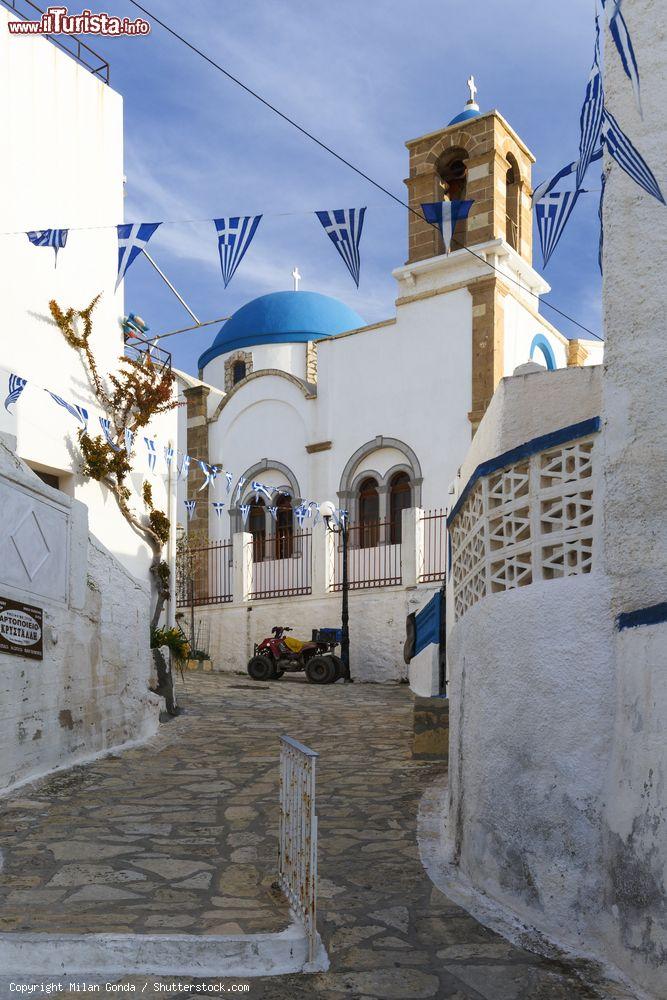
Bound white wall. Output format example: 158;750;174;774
0;9;178;589
0;441;160;793
203;342;308;385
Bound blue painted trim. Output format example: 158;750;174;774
447;417;601;526
530;333;557;371
617;602;667;631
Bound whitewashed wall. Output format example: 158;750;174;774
0;441;160;794
0;9;178;590
443;4;667;993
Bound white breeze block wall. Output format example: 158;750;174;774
0;439;160;794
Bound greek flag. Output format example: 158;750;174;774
47;392;88;427
124;428;134;454
601;0;641;114
234;476;246;504
240;503;251;526
179;455;191;481
251;481;273;502
116;222;161;290
4;374;27;413
213;216;262;288
212;501;225;518
99;417;121;450
144;437;157;473
601;108;665;204
315;208;366;287
535;190;582;267
27;229;68;265
294;503;308;528
225;471;233;494
338;509;349;528
184;499;197;521
577;18;604;190
164;445;174;469
268;505;278;521
198;461;217;492
532;149;603;205
421;200;474;254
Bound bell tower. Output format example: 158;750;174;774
401;83;539;432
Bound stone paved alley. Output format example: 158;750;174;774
0;673;613;998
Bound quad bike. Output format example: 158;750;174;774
247;626;343;684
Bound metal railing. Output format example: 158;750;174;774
176;541;233;607
333;520;402;590
279;735;318;964
1;0;110;82
250;530;312;600
419;508;447;583
124;335;172;375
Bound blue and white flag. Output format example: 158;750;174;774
601;108;665;203
234;476;246;504
338;509;349;528
212;501;225;518
179;454;191;481
99;417;121;451
27;229;68;265
251;481;273;502
124;427;134;454
532;148;603;205
184;499;196;521
535;190;582;267
294;503;308;528
47;392;88;427
144;437;157;473
577;18;604;190
116;222;161;291
315;208;366;287
225;470;233;494
198;461;217;492
601;0;641;114
164;445;174;469
598;171;607;275
4;374;27;413
213;216;262;288
240;503;251;526
422;200;474;254
268;505;278;521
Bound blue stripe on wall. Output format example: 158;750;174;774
617;602;667;631
447;417;601;526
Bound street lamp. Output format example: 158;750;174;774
320;501;352;683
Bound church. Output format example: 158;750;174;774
180;84;602;556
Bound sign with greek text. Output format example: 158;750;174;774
0;595;43;660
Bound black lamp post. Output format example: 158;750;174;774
322;503;352;683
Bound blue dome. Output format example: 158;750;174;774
448;107;482;126
198;290;365;370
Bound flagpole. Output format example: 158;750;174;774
141;249;200;325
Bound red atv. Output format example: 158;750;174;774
247;626;342;684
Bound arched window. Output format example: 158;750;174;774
506;155;521;252
436;150;469;254
359;477;380;548
249;499;266;562
232;360;246;385
275;494;293;559
389;472;412;544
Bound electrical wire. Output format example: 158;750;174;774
125;0;604;342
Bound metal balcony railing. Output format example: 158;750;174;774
1;0;110;83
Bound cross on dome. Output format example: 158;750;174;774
292;266;301;291
466;75;479;108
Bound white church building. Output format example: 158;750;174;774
179;90;602;680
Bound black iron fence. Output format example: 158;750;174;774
419;508;447;583
250;530;312;600
176;540;233;607
333;520;402;591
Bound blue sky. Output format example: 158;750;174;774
97;0;603;373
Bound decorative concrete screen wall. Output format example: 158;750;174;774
448;419;600;620
0;439;160;793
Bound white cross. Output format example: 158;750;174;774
467;75;477;104
292;266;301;291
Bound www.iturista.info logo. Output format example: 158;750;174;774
7;5;150;36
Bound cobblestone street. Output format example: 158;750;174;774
0;673;607;998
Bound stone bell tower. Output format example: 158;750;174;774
402;80;539;431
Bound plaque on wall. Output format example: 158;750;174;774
0;596;43;660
